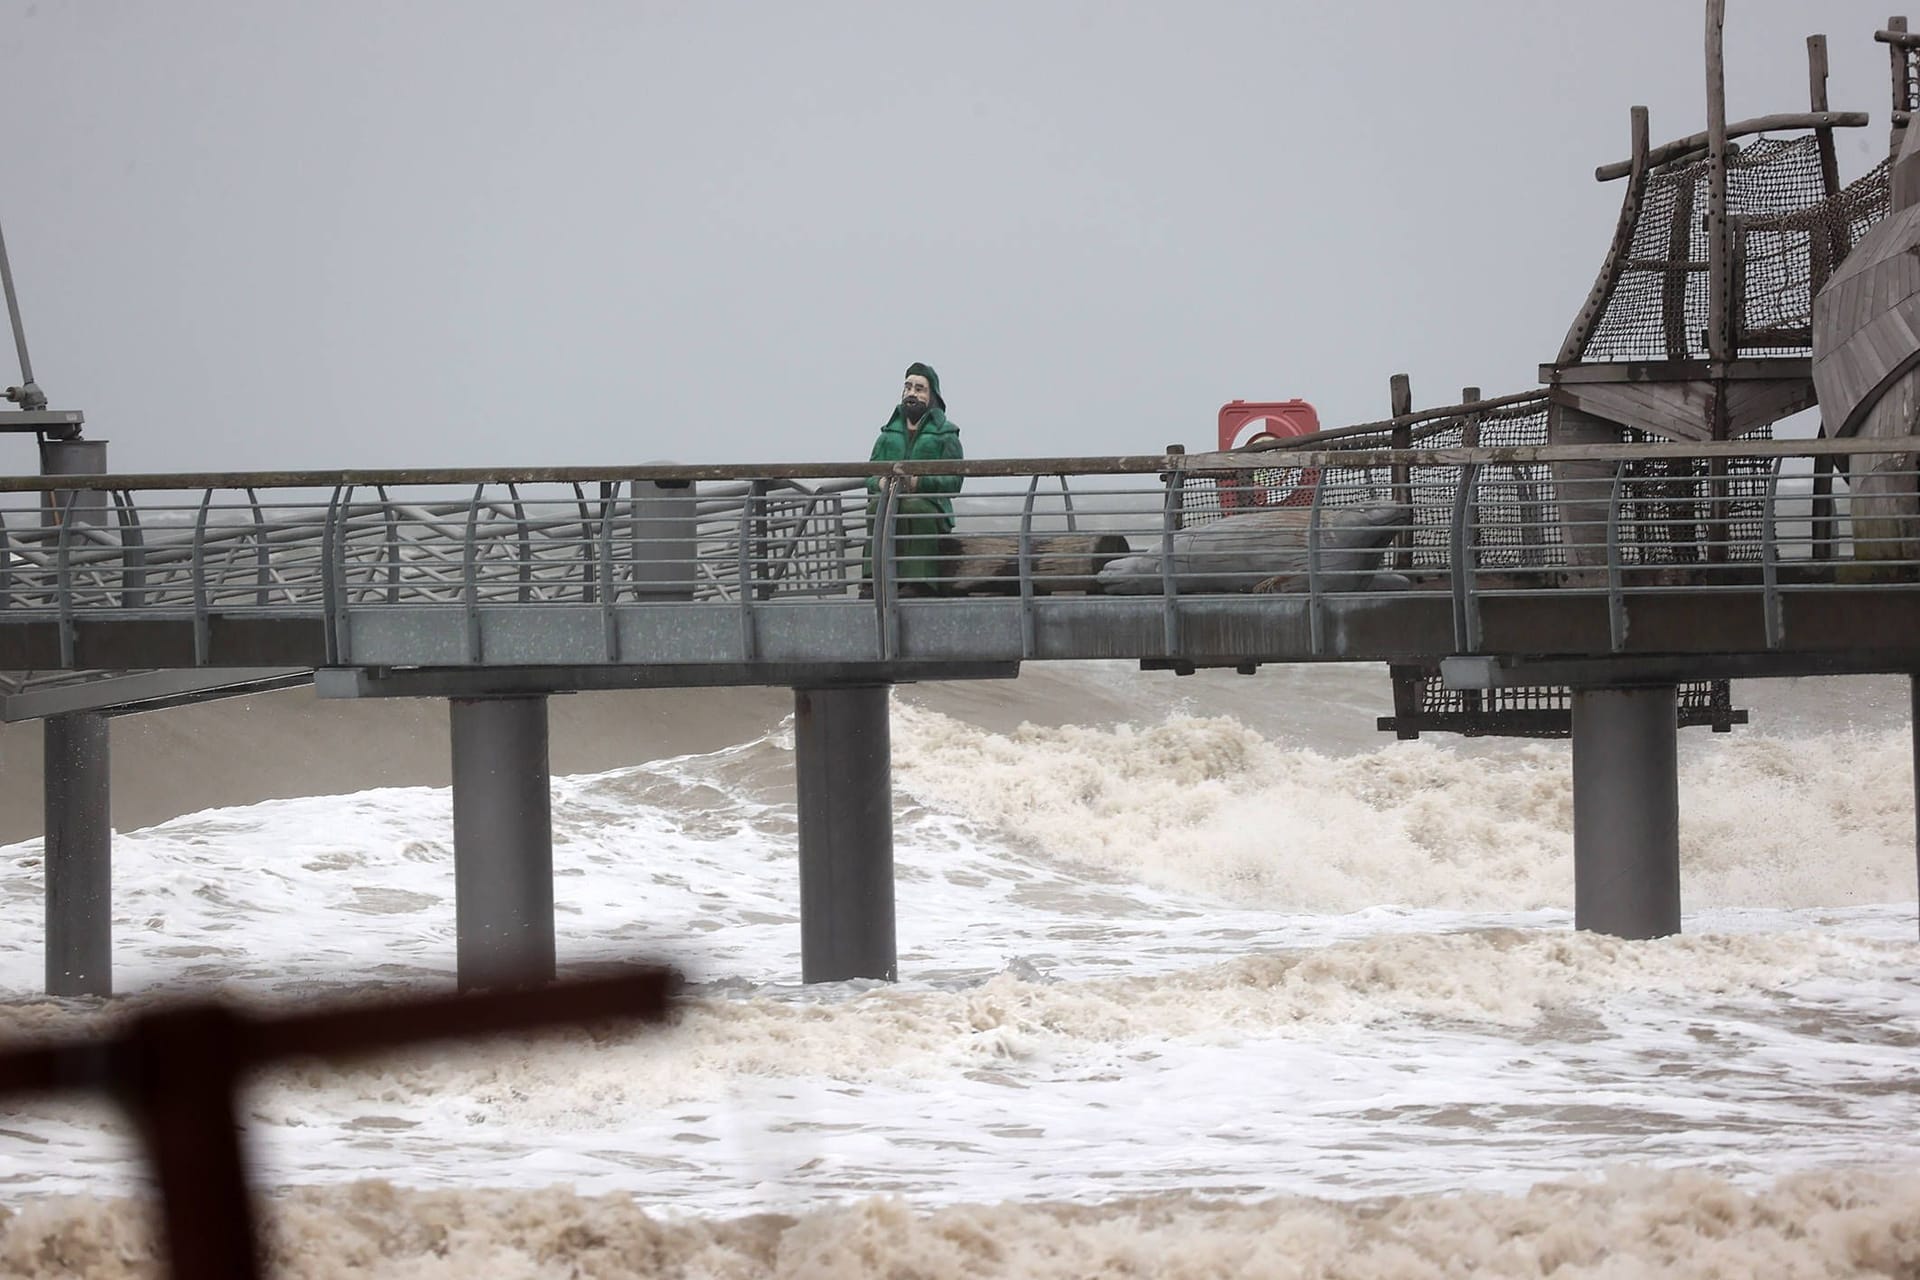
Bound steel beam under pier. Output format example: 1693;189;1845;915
44;711;111;995
1571;686;1681;939
794;684;896;983
449;696;555;991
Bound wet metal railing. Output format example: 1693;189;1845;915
0;437;1916;668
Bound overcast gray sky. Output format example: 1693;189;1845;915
0;1;1898;473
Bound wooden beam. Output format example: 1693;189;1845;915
1595;112;1871;180
1553;382;1716;442
1541;357;1814;385
1559;106;1651;364
1891;16;1912;161
1809;35;1847;299
1663;176;1698;359
1705;0;1733;382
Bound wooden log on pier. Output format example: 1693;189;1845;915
1094;505;1410;594
942;532;1132;594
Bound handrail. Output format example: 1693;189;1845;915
7;433;1917;494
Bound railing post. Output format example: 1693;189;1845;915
320;485;347;665
1158;449;1182;659
597;482;619;661
737;483;757;661
749;479;773;601
1388;375;1413;571
876;478;900;660
1307;467;1327;656
1606;460;1629;652
1018;476;1040;659
462;484;486;664
1811;436;1837;561
1761;455;1785;649
192;490;213;665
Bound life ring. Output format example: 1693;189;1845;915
1239;430;1319;508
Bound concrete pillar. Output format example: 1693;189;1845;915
1912;676;1920;940
449;696;554;991
1571;686;1681;939
793;684;896;983
45;711;112;995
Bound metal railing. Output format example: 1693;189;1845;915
1;437;1916;666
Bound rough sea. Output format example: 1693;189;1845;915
0;663;1916;1277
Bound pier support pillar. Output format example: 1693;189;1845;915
794;684;896;983
1571;685;1681;939
449;696;555;991
45;711;112;996
1912;676;1920;939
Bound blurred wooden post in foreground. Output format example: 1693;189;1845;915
0;968;676;1280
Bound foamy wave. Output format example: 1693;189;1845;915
190;928;1904;1122
5;1166;1918;1278
891;704;1919;911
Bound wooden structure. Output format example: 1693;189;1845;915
1808;23;1920;564
1546;5;1884;572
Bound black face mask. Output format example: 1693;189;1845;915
903;399;928;423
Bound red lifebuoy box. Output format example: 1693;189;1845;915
1216;399;1321;509
1218;399;1320;452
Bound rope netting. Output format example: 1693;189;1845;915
1182;395;1770;571
1580;137;1890;363
1385;667;1744;739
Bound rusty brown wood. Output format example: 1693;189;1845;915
1594;111;1871;181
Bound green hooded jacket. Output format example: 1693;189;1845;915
865;410;964;527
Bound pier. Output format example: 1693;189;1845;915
2;8;1916;995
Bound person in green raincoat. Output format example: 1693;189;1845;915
862;362;964;596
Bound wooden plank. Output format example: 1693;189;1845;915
1566;382;1716;441
1725;377;1819;433
1545;357;1812;385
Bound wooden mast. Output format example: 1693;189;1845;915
1703;0;1733;564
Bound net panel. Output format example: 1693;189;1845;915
1379;667;1746;739
1581;138;1889;363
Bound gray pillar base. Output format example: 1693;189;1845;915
450;696;555;991
1571;686;1681;939
794;685;896;983
45;711;112;996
